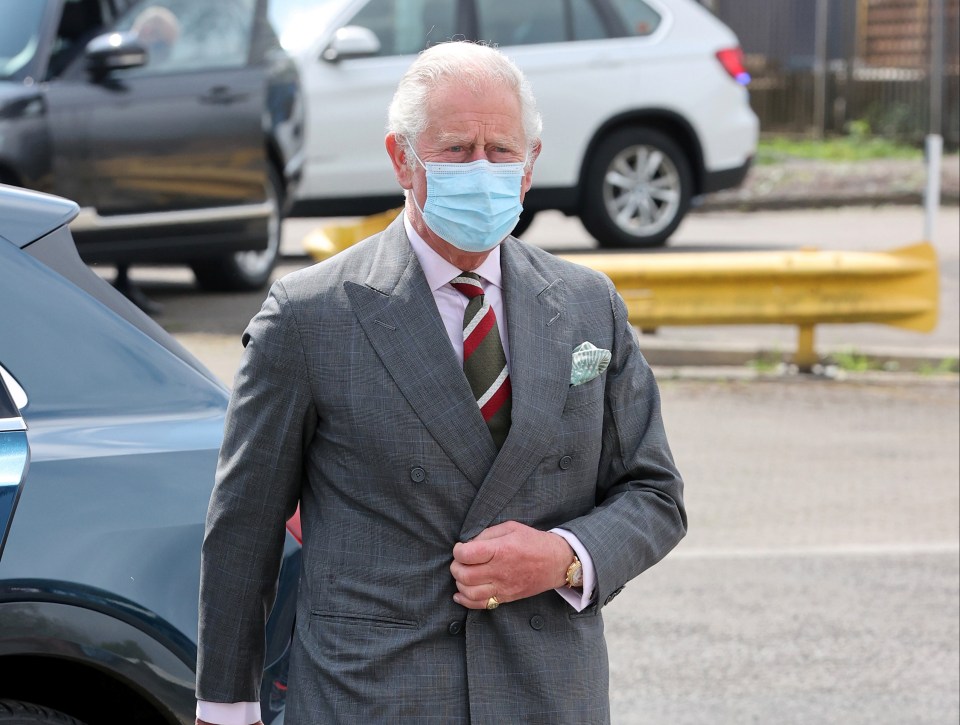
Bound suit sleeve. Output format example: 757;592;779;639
561;277;687;609
197;280;316;703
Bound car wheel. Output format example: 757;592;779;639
0;700;86;725
192;166;284;292
580;127;692;248
510;208;537;238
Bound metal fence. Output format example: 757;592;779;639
705;0;960;147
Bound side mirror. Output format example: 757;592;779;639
321;26;381;63
85;32;148;77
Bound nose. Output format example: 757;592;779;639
468;148;489;162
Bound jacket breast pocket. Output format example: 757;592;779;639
563;374;604;413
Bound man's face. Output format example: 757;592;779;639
387;79;540;266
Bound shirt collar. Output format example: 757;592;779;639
404;214;503;292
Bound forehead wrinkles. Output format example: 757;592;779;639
433;124;522;149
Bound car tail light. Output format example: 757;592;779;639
286;505;302;544
716;47;751;86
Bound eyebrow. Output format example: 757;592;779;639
434;132;522;150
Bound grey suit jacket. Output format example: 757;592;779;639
197;216;686;724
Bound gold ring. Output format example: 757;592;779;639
485;596;500;610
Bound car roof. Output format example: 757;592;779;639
0;184;79;249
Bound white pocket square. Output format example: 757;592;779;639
570;342;611;386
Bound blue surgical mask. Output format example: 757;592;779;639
410;148;526;253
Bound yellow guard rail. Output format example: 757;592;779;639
559;243;938;369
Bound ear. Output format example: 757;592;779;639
522;140;542;193
386;134;414;190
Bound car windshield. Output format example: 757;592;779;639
0;1;47;80
267;0;343;53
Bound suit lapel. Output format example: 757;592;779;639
344;217;497;487
459;239;571;540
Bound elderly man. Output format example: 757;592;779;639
196;40;685;724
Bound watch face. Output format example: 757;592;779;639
570;565;584;588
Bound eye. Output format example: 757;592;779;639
490;146;521;162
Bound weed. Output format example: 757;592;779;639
756;132;922;165
829;349;881;372
747;351;784;373
918;358;960;375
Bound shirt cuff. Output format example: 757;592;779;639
196;700;261;725
550;528;596;612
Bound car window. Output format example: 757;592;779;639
570;0;608;41
0;365;27;412
346;0;458;57
112;0;256;74
608;0;661;36
476;0;565;46
0;374;20;420
475;0;609;46
0;1;48;80
46;0;107;79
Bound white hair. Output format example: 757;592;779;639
387;41;542;169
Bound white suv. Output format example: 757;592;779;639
271;0;758;247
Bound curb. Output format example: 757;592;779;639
650;364;960;385
638;340;959;374
696;192;960;213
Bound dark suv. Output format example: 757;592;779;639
0;0;304;291
0;183;301;723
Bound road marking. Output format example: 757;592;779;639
669;542;960;560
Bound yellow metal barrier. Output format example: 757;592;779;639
560;243;938;369
303;214;938;370
304;208;404;261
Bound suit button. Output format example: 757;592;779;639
410;466;426;483
448;620;463;635
604;585;625;606
558;455;573;470
529;615;545;630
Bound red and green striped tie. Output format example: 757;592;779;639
451;272;511;449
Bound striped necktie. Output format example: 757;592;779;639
450;272;511;449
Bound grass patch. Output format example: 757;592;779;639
917;358;960;375
829;349;883;372
747;350;784;373
757;131;922;165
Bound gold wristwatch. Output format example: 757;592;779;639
565;554;584;589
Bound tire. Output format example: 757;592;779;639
0;700;86;725
192;165;284;292
580;127;693;249
510;208;537;238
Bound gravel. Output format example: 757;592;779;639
698;155;960;211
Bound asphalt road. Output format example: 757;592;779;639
105;205;959;724
605;376;958;724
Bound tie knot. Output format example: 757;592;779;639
451;272;484;300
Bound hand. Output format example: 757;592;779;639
450;521;573;609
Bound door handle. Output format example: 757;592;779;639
200;86;247;105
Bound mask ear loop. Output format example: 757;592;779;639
404;143;434;227
406;142;426;171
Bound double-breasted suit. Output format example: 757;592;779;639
197;215;686;723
